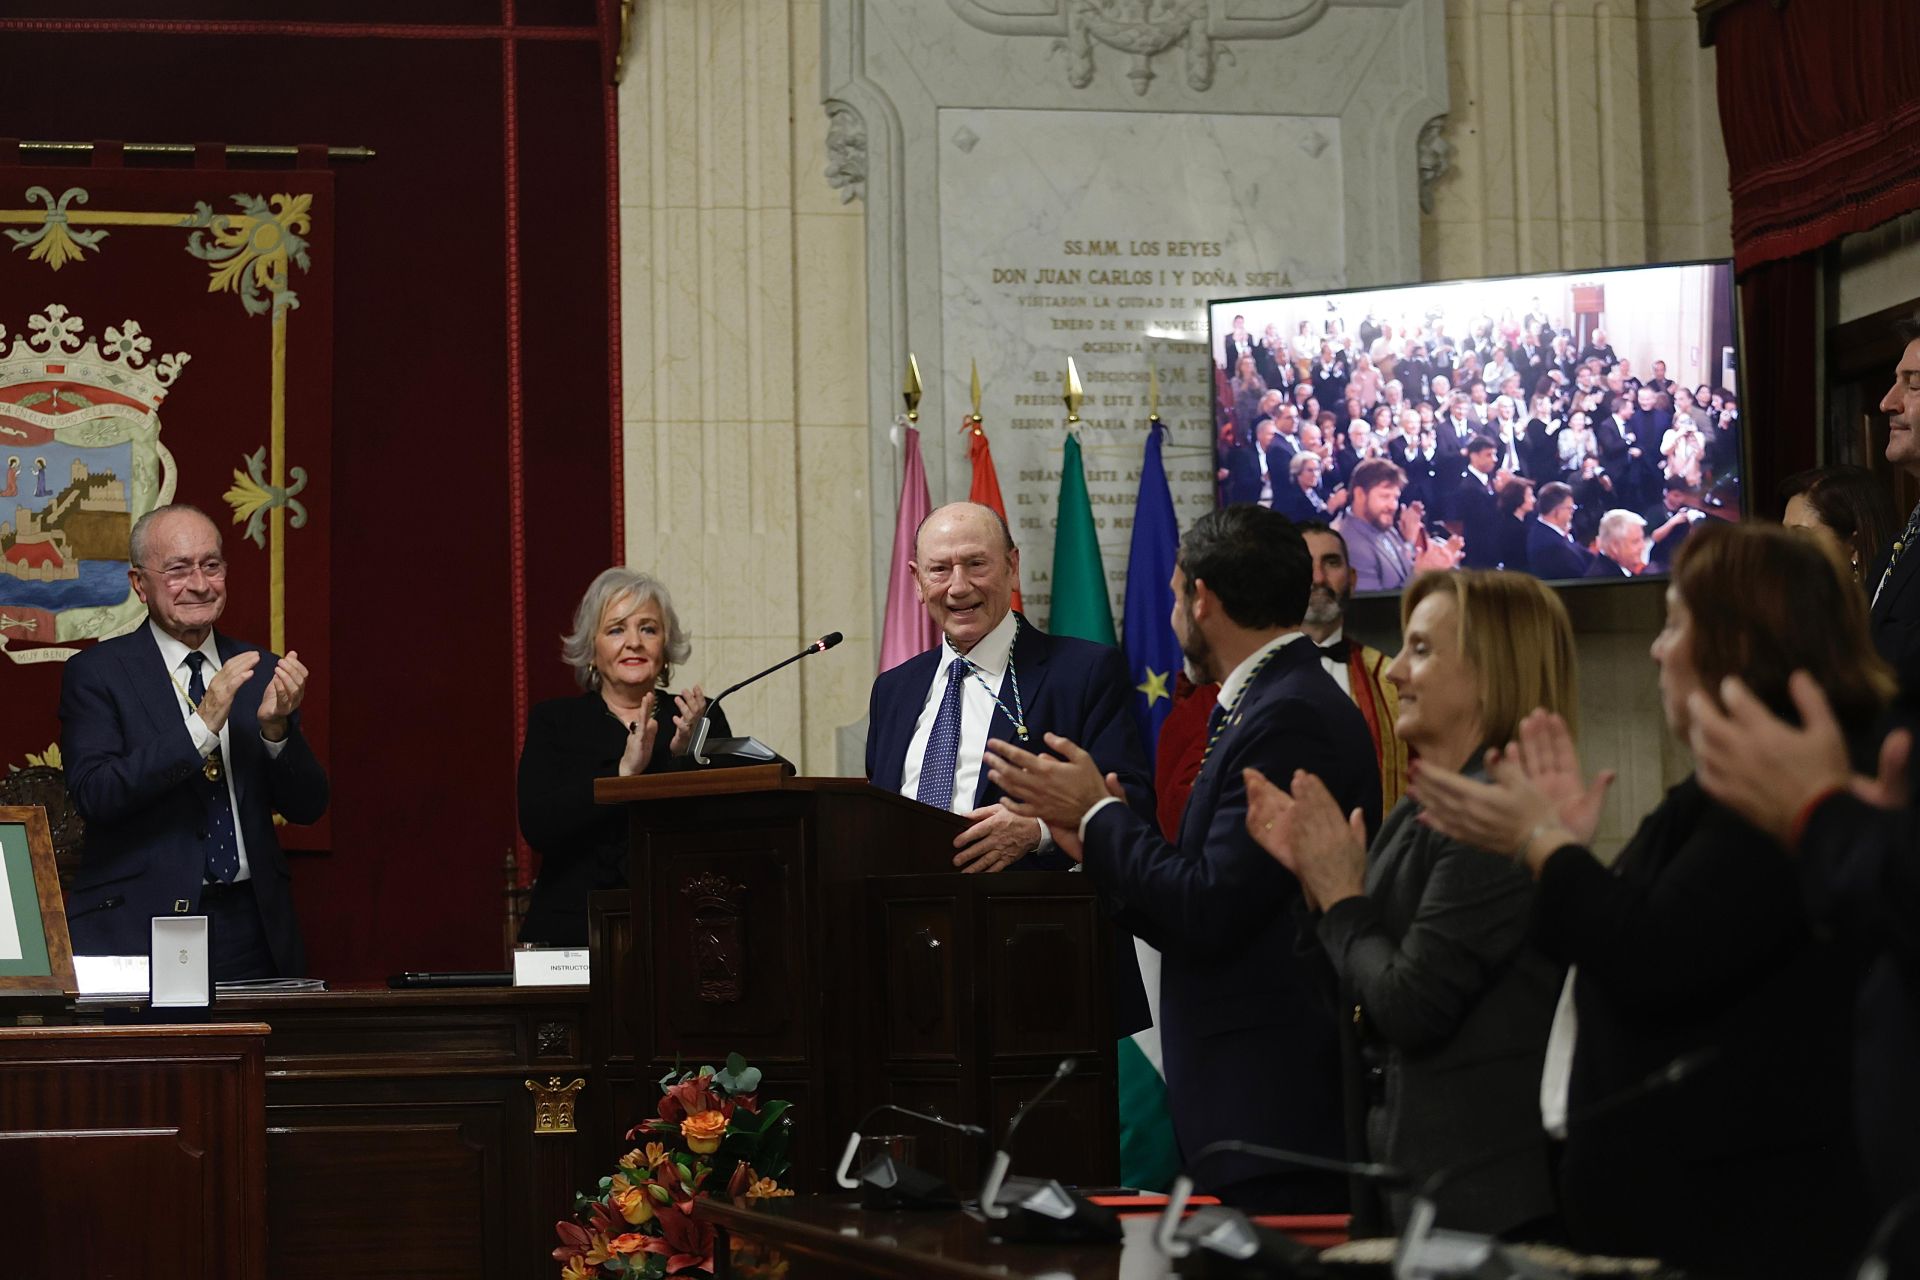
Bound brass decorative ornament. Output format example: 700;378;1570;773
525;1076;586;1135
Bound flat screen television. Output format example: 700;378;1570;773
1206;260;1741;592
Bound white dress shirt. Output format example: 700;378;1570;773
1317;627;1351;696
150;619;287;882
897;610;1050;848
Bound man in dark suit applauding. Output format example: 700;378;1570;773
61;504;329;980
986;507;1380;1212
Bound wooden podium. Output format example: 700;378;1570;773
588;767;1118;1194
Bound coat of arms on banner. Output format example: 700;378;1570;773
0;306;188;662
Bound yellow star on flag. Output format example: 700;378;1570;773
1136;667;1171;707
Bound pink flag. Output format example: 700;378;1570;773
879;422;939;672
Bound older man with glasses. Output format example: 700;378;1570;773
60;502;329;981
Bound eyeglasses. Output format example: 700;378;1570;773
139;557;227;584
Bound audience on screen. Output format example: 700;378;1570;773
1214;298;1740;580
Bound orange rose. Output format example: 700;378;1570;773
680;1109;729;1154
611;1185;655;1226
607;1233;648;1256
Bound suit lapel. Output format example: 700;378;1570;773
216;632;253;809
122;625;190;739
1874;543;1920;619
974;619;1046;808
878;648;938;790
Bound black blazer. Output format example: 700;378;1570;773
61;626;329;977
1526;519;1593;580
516;691;731;946
1454;473;1501;569
1318;795;1561;1235
1799;788;1920;1217
1870;526;1920;713
1274;482;1331;524
1533;779;1870;1278
1082;638;1382;1211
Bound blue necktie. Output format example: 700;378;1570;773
185;652;241;884
915;656;970;811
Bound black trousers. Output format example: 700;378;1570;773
201;880;277;982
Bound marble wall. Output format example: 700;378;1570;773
1421;0;1731;281
617;0;1732;804
618;0;872;774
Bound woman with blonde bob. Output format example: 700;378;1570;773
1411;522;1886;1277
516;568;731;946
1244;570;1575;1238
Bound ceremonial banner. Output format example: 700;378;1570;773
0;161;334;847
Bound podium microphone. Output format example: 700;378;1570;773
832;1102;986;1211
1394;1047;1722;1280
977;1058;1121;1244
689;631;843;765
1152;1139;1408;1275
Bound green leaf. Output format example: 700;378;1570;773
735;1067;762;1093
726;1051;747;1077
16;392;49;407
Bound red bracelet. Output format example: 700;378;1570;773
1786;785;1844;852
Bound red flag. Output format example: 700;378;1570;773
965;418;1023;613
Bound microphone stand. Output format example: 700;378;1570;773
1152;1139;1407;1278
977;1058;1121;1244
689;631;842;766
831;1102;986;1211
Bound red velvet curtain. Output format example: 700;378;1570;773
1714;0;1920;274
1711;0;1920;511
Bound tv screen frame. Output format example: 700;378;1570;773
1206;258;1742;594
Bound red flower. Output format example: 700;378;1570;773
658;1075;733;1125
553;1219;593;1262
642;1200;716;1275
727;1162;755;1198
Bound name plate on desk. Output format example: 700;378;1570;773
73;953;150;996
513;948;589;986
151;916;211;1007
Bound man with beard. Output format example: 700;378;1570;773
1296;521;1409;812
984;506;1380;1213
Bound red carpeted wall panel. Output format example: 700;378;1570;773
0;6;619;979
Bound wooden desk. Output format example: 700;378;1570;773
204;985;595;1280
696;1194;1169;1280
0;1022;268;1280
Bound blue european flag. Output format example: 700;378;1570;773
1122;419;1182;757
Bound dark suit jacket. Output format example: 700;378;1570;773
1870;530;1920;714
1454;472;1501;568
1526;519;1593;580
1318;795;1561;1235
1223;442;1289;506
1583;554;1633;579
1274;482;1331;524
61;626;329;976
1082;639;1381;1211
1533;780;1870;1278
867;619;1156;1034
1520;417;1560;480
516;691;733;946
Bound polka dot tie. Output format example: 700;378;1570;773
185;652;242;884
915;656;970;812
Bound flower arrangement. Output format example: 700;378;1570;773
554;1053;794;1279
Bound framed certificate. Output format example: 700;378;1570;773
0;806;75;999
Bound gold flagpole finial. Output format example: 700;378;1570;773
969;358;983;428
903;353;923;423
1064;357;1085;425
1147;361;1161;421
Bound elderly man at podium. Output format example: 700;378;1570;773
865;502;1153;874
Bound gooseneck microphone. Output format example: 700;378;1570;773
1152;1139;1408;1262
832;1102;987;1210
976;1059;1120;1244
689;632;842;765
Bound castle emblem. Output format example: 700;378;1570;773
0;305;189;663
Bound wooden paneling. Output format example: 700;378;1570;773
0;1023;267;1280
